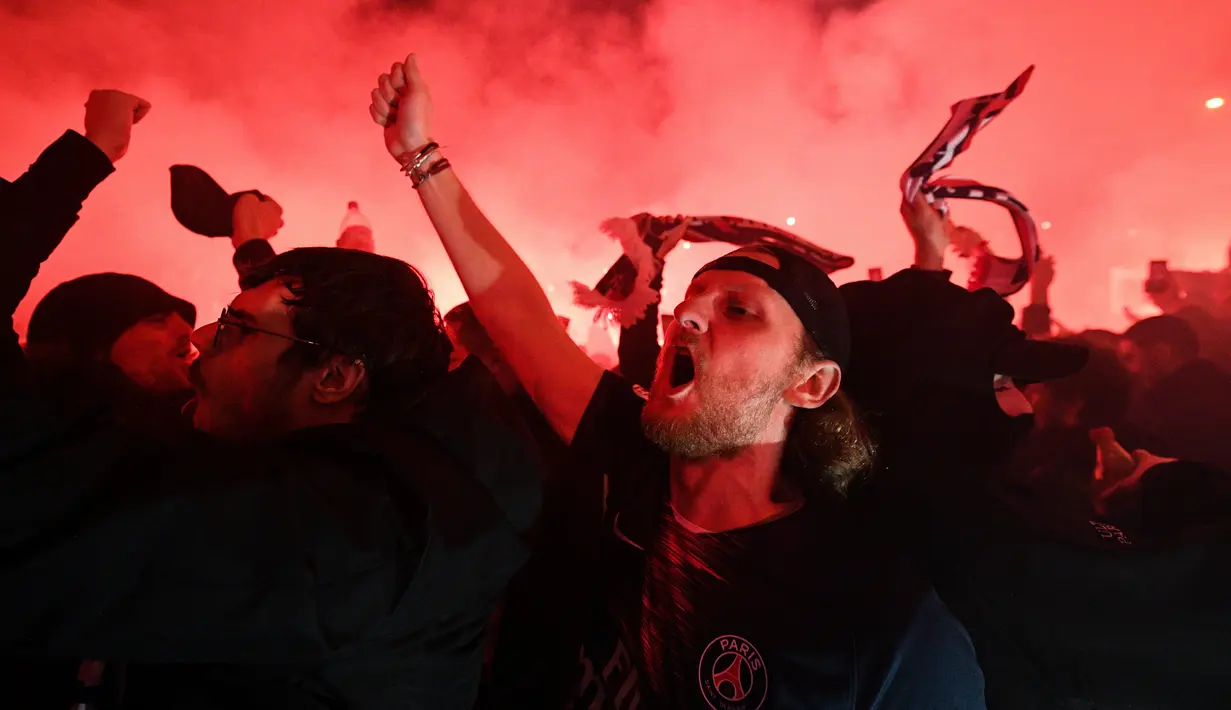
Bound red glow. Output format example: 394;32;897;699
3;0;1230;339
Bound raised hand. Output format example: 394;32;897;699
901;191;949;271
84;90;151;163
1030;253;1056;305
1033;253;1056;289
231;193;284;249
1091;427;1136;484
369;54;433;163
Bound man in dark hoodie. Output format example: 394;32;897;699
0;95;540;709
1;88;199;710
18;275;198;709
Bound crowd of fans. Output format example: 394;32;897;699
0;55;1228;710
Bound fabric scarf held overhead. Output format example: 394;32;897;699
901;65;1040;298
571;213;855;327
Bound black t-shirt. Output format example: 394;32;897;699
568;373;986;710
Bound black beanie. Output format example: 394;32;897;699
27;273;197;357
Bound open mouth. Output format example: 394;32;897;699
668;346;697;390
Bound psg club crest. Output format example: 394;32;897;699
698;635;768;710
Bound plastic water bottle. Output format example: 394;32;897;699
337;201;375;252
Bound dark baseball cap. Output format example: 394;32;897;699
695;245;850;370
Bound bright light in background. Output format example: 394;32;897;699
1040;220;1052;230
786;216;796;226
682;242;691;250
1207;97;1225;109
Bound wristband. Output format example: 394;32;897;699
409;158;451;188
398;142;439;174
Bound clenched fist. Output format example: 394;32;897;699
231;193;284;249
368;54;433;163
84;90;151;163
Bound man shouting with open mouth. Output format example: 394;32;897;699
369;53;986;709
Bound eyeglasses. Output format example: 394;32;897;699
213;307;323;351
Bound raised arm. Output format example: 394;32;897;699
1022;254;1055;339
0;90;147;390
368;55;602;444
900;191;948;273
230;193;283;289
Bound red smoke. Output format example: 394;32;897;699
2;0;1229;340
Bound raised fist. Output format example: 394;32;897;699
368;54;433;163
231;193;284;250
1032;253;1056;289
84;90;151;163
901;191;950;270
900;192;948;255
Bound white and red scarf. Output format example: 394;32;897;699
571;213;854;326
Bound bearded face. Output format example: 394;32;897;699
642;347;793;458
641;269;806;459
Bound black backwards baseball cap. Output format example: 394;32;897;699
694;246;851;370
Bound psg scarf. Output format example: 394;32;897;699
902;66;1040;297
571;213;854;326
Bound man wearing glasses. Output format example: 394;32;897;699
0;110;541;708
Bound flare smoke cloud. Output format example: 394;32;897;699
2;0;1229;334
